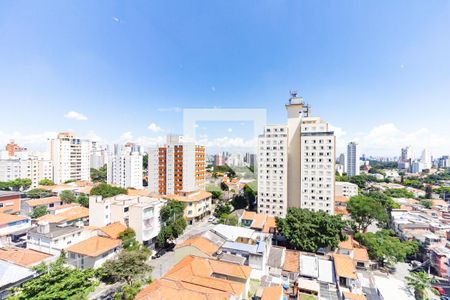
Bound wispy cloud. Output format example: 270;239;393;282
64;111;88;121
157;107;182;113
147;122;162;133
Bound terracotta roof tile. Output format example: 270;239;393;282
242;211;256;220
262;216;276;233
36;206;89;223
164;190;212;203
66;236;121;257
283;250;300;273
0;213;27;225
261;285;283;300
333;254;357;279
0;247;52;267
99;222;127;239
343;291;367;300
353;248;369;262
25;196;61;207
175;236;219;256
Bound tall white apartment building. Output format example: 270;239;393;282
107;143;143;189
90;142;109;169
347;142;360;177
148;135;206;195
257;125;288;216
50;132;90;184
257;93;336;216
0;152;53;188
300;117;336;214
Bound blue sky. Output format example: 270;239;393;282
0;0;449;156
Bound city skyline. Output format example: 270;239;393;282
1;1;449;156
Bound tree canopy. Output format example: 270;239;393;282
60;190;77;203
276;208;348;252
30;205;49;219
90;183;127;198
0;178;32;191
38;178;54;186
157;201;186;248
384;188;415;198
90;165;107;183
26;188;53;199
8;258;98;300
406;271;437;300
355;229;419;267
213;202;232;218
100;250;151;285
347;195;388;232
231;194;248;210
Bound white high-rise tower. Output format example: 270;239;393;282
347;142;360;177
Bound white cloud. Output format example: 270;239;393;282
119;131;133;142
227;128;233;133
84;131;103;142
211;86;216;92
0;130;58;152
64;111;88;121
337;123;450;156
112;17;120;22
147;122;162;133
329;124;346;138
197;136;256;149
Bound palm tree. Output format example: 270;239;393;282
405;271;436;300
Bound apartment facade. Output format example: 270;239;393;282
335;182;358;198
163;190;212;225
107;143;143;189
89;195;165;246
148;135;206;195
257;93;336;216
346;142;359;177
0;152;53;188
50;132;90;184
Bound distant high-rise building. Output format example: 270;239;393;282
90;142;109;169
5;140;26;157
347;142;360;177
214;154;225;166
438;156;449;169
398;146;413;171
420;148;432;170
107;143;143;189
148;135;206;195
257;92;335;217
50;132;90;184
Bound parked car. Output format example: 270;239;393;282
433;286;446;296
208;216;215;223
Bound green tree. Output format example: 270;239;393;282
143;154;148;170
9;178;32;191
406;271;437;300
77;194;89;208
243;184;257;210
347;195;388;232
420;199;433;209
220;181;229;191
119;228;140;251
8;260;98;300
30;205;49;219
355;229;419;267
100;250;151;285
60;190;77;203
157;201;186;247
425;185;433;199
26;188;53;199
385;188;415;198
214;202;232;218
231;194;248;210
367;191;400;210
218;214;238;226
276;208;348;252
210;190;222;199
90;165;107;183
90;183;127;198
38;178;54;186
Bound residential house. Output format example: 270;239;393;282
174;236;219;264
27;221;97;255
430;247;450;278
0;260;36;299
0;247;53;267
36;204;89;225
337;236;370;269
240;211;277;234
22;196;64;215
163;190;212;225
260;285;284;300
0;213;31;247
333;254;362;295
67;236;122;269
0;191;21;214
135;255;251;300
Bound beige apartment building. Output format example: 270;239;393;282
163;190;212;225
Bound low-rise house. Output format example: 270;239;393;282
0;247;52;267
240;211;277;234
174;236;219;264
337;236;370;269
27;221;97;255
333;254;361;295
89;195;165;247
0;260;36;299
36;204;89;224
0;191;21;214
22;196;64;215
163;190;212;225
282;250;300;282
135;255;252;300
37;181;94;196
0;213;31;247
260;285;284;300
430;247;450;278
343;291;367;300
98;222;127;239
66;236;121;269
